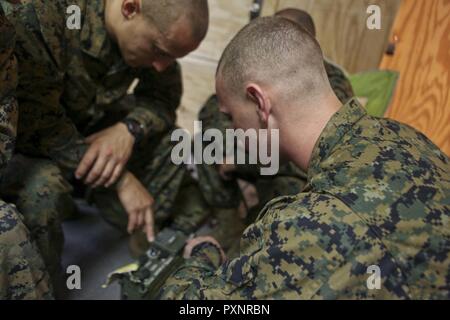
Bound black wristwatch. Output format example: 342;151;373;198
121;118;144;144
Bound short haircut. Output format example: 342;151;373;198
217;17;328;103
275;8;316;37
142;0;209;42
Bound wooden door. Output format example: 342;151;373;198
380;0;450;156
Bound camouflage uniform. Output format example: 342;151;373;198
323;59;354;106
0;0;208;279
0;5;52;300
159;99;450;299
196;60;354;252
198;59;354;215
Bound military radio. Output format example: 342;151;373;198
105;227;190;300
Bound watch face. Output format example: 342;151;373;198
125;120;143;142
129;121;139;134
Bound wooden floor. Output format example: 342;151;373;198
380;0;450;156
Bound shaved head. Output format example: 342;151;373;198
275;8;316;37
142;0;209;42
217;16;328;104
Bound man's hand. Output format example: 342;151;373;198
183;236;226;263
116;171;155;242
75;123;134;188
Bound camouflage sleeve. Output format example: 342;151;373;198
126;62;183;138
158;194;354;300
0;11;18;171
9;2;87;176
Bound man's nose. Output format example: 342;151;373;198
152;60;173;72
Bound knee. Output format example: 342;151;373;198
15;161;73;226
0;201;29;247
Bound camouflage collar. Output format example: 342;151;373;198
80;0;109;59
307;98;366;179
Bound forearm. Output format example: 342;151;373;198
126;103;176;138
127;62;182;139
158;243;225;300
42;121;88;177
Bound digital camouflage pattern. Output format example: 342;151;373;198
196;60;352;253
159;99;450;299
0;6;52;300
323;59;354;105
0;156;72;281
0;0;202;280
0;3;17;173
0;200;53;299
197;59;353;213
2;0;182;174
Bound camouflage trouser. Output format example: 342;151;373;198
0;200;53;299
197;94;308;224
0;132;210;284
0;156;73;283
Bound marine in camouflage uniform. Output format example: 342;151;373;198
0;0;209;280
0;4;52;300
197;3;354;221
198;59;354;208
159;98;450;299
196;59;353;252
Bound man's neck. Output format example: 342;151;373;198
283;94;342;172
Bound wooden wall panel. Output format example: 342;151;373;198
272;0;401;73
178;1;254;131
177;0;401;130
177;58;216;134
261;0;312;16
260;0;279;16
188;0;253;62
380;0;450;156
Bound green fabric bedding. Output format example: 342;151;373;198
349;70;399;117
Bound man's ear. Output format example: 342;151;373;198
122;0;141;19
246;84;271;124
